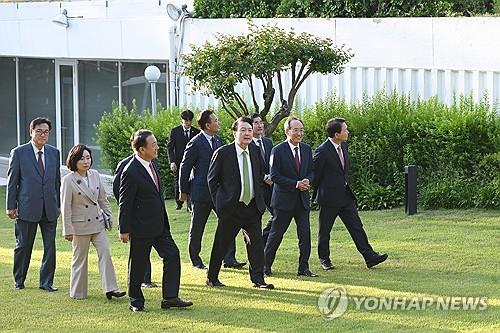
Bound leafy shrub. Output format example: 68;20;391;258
97;92;499;209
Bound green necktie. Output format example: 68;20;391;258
242;150;251;205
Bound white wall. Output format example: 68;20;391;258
1;1;499;110
179;17;500;110
0;0;194;60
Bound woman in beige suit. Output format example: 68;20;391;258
61;144;125;300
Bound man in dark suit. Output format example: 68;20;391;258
119;129;192;312
113;150;156;289
313;118;388;270
264;116;318;278
6;117;60;291
167;110;200;210
179;110;245;270
206;117;274;289
250;114;274;245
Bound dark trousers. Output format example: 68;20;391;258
172;167;183;208
207;201;265;284
317;200;374;262
264;205;311;272
13;219;56;288
261;185;273;245
128;230;180;308
189;200;236;266
143;259;152;283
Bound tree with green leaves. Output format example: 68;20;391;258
182;21;353;135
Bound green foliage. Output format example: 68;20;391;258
182;20;352;135
97;92;499;209
194;0;494;18
96;103;187;199
302;91;499;210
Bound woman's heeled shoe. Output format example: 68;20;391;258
106;290;126;300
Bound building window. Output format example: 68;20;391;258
121;62;167;112
18;58;56;146
0;58;17;157
78;60;119;170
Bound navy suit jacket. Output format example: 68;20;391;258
208;143;266;219
178;132;223;203
313;140;355;207
119;157;169;238
6;142;61;222
270;141;313;211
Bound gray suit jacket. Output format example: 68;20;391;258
6;142;61;222
61;169;112;236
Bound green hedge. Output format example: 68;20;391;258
194;0;495;18
96;93;499;209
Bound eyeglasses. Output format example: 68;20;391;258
34;129;50;135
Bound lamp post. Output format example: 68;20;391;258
144;65;161;116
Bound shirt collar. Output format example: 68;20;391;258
328;138;341;150
287;140;299;151
201;131;213;141
235;142;249;156
135;155;152;169
31;141;45;154
182;126;191;131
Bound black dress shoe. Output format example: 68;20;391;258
223;261;246;269
106;290;126;300
39;285;58;292
192;263;207;269
129;305;146;312
206;279;225;287
15;284;25;290
141;282;158;288
366;253;389;268
297;269;319;277
176;205;183;210
161;297;193;309
253;282;275;289
264;267;273;277
321;261;335;271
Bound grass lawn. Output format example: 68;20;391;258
0;186;498;332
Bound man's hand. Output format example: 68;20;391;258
6;209;17;220
179;192;188;201
297;179;311;192
264;174;273;186
170;162;177;173
64;235;73;241
120;233;130;243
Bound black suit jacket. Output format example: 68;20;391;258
167;125;200;166
119;157;169;238
178;132;223;203
270;141;314;211
208;143;266;219
313;140;355;207
112;155;134;202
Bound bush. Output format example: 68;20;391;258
300;91;499;209
97;92;499;209
96;103;188;199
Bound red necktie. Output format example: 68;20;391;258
37;151;45;176
211;137;217;151
294;147;300;173
337;146;345;170
149;163;159;192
